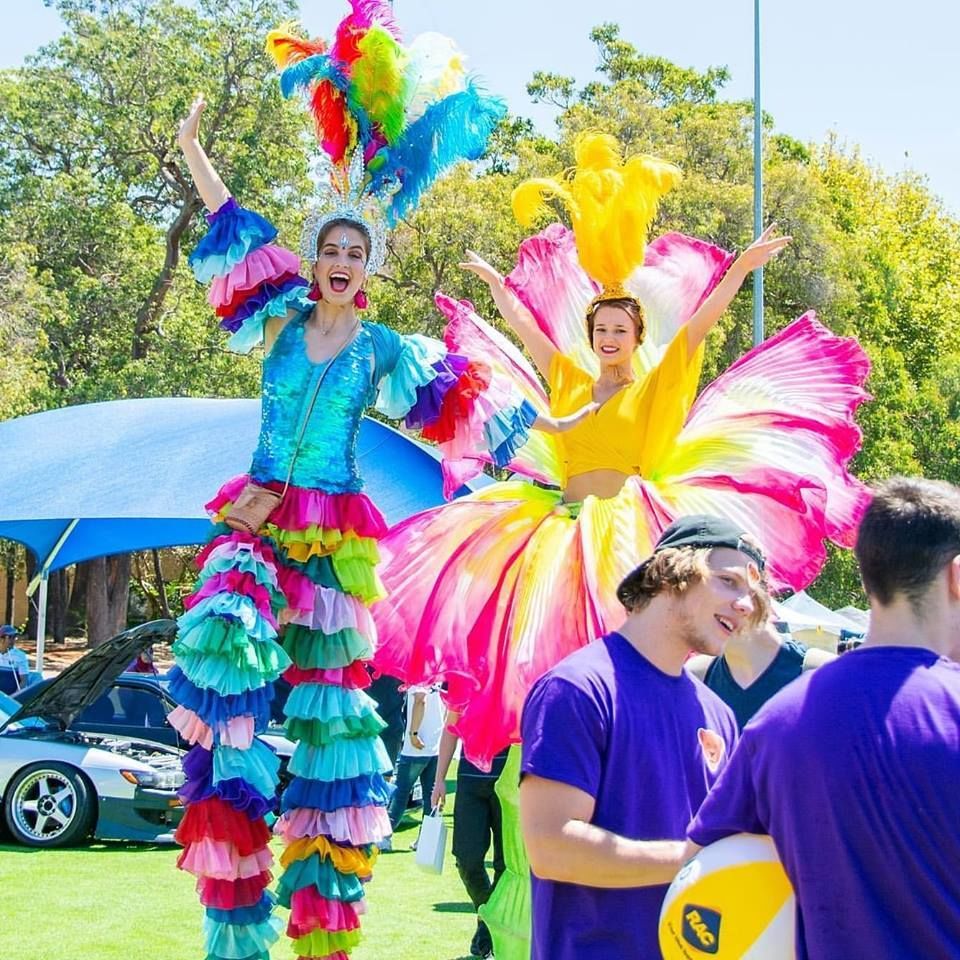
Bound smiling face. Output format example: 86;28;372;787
591;302;639;368
672;547;761;657
313;221;370;304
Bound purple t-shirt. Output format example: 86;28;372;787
521;632;738;960
689;646;960;959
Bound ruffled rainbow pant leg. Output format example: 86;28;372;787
227;482;392;960
170;528;290;960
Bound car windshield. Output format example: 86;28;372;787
0;690;17;725
0;690;48;731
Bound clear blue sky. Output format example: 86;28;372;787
4;1;957;215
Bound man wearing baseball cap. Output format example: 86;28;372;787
0;625;29;691
518;514;766;960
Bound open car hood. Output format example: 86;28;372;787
0;619;177;734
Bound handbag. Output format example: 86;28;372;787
225;321;359;535
414;807;447;874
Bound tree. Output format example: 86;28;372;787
0;243;57;419
0;0;312;407
0;0;316;642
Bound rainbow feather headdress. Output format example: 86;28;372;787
267;2;506;274
512;133;682;316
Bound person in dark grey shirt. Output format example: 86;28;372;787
687;588;833;728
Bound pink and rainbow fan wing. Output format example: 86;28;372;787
435;292;563;488
505;223;599;374
656;312;871;590
629;232;734;376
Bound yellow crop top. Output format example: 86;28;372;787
547;326;703;486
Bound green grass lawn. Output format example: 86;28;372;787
0;776;483;960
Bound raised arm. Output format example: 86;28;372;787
177;96;230;213
175;95;308;354
460;251;557;379
685;225;791;354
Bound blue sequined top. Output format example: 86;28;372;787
249;309;402;494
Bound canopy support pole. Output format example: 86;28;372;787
25;518;79;674
34;575;49;674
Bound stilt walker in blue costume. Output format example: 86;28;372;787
165;5;535;958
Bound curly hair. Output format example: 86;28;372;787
616;547;712;612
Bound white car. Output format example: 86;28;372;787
0;621;185;847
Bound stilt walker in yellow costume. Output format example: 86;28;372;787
373;134;871;958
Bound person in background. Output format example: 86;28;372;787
432;708;507;959
126;645;159;675
688;477;960;959
382;684;444;851
367;672;406;774
0;625;30;690
686;555;834;728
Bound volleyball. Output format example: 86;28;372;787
659;834;796;959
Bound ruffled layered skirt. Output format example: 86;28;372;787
172;475;391;960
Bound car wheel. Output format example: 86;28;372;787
4;762;95;848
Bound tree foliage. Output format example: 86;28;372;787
2;8;958;620
0;0;312;408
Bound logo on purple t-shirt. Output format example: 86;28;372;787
697;727;726;772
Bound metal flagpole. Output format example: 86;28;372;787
752;0;764;347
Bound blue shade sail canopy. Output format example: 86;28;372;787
0;397;478;571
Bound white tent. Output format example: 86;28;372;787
773;591;866;652
836;606;870;631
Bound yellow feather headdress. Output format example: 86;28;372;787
512;133;681;308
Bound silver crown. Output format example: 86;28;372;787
300;146;388;275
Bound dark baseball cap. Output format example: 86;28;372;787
0;625;20;637
617;514;766;605
653;515;766;570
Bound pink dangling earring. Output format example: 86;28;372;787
307;281;322;302
354;289;369;310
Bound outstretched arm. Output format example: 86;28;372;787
534;401;599;435
177;96;230;213
460;251;558;380
686;225;791;354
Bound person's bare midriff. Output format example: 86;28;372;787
563;469;632;503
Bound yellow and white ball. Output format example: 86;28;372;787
659;834;796;959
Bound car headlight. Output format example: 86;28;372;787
120;769;158;787
119;769;184;790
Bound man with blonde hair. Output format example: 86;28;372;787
519;515;764;959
